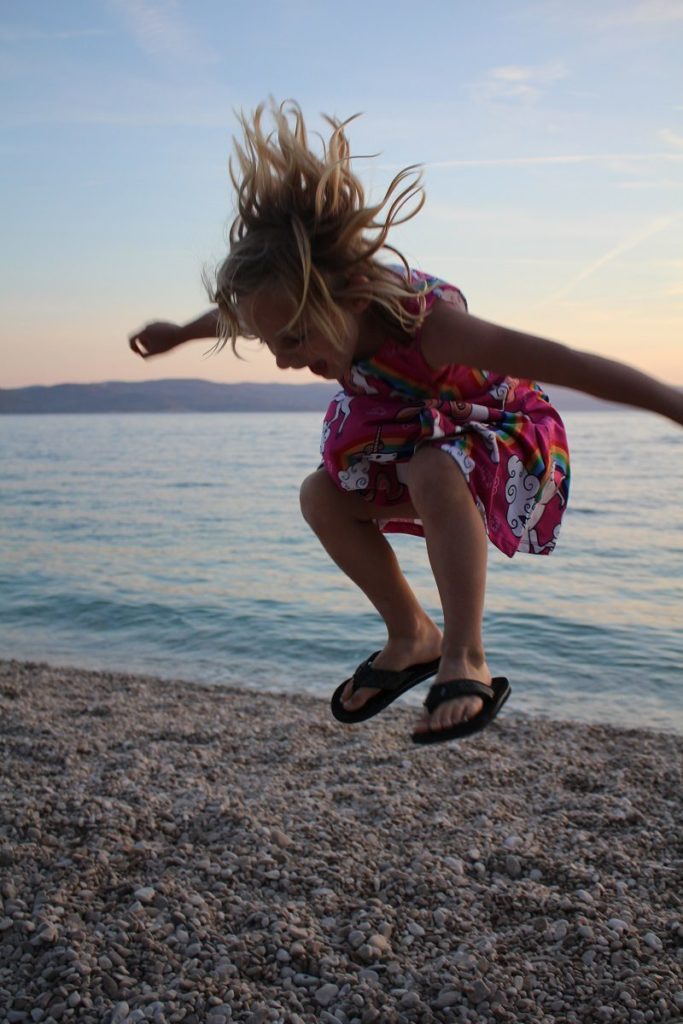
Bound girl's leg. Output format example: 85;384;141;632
299;469;442;710
402;446;491;735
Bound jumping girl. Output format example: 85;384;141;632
129;101;683;745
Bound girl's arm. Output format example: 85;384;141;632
129;309;219;358
421;301;683;426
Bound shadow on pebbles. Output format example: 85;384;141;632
0;659;681;1024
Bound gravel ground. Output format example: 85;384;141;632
0;658;681;1024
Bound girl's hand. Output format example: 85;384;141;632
129;321;186;358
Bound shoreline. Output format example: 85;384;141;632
1;659;681;1023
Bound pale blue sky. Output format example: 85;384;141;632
1;0;681;387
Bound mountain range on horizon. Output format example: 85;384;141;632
0;378;676;415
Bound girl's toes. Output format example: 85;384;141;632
412;711;431;734
446;698;471;727
342;682;363;709
450;697;482;726
343;685;376;710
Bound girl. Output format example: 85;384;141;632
129;101;683;745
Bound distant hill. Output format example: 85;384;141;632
0;378;669;414
0;379;337;414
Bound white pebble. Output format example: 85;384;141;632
503;835;522;850
133;886;155;903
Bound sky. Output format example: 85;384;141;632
1;0;681;388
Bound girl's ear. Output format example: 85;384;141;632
345;274;372;313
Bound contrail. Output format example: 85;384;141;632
535;214;681;306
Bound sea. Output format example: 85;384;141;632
1;410;681;734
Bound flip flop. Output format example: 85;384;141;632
411;677;511;744
330;651;441;724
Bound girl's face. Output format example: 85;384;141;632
237;286;368;381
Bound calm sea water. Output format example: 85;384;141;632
1;410;681;733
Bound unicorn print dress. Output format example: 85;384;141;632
321;269;570;557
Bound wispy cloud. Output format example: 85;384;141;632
469;62;568;104
424;153;683;169
659;128;683;149
0;27;107;42
536;215;682;305
618;179;682;190
110;0;218;63
521;0;683;31
619;0;683;24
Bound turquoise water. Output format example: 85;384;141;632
1;410;681;733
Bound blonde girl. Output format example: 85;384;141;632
130;101;683;744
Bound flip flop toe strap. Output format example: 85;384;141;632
351;653;411;693
424;679;494;714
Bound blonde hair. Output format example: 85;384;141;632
207;100;430;354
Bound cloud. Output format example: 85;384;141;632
110;0;218;63
521;0;683;31
469;62;568;104
621;0;683;23
423;152;683;169
659;128;683;149
0;28;107;42
618;179;683;190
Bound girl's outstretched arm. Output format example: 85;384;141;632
421;302;683;427
129;309;219;358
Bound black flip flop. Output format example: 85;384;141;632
331;651;441;724
411;677;511;744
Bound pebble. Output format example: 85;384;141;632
109;1003;130;1024
434;989;460;1008
470;980;491;1004
1;659;680;1024
315;983;340;1007
101;976;120;999
503;835;523;850
400;991;420;1009
505;855;522;879
643;931;663;951
134;886;155;903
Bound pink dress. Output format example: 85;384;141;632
321;269;570;557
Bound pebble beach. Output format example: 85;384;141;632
1;659;681;1024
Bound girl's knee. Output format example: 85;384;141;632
299;469;336;527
